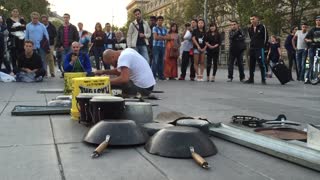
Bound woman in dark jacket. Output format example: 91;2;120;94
205;23;221;82
91;22;106;70
6;8;26;74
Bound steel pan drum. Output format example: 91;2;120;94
145;126;218;158
76;93;109;125
176;119;210;134
142;123;174;136
83;120;148;145
89;96;125;124
121;102;153;125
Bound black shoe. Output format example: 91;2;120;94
244;79;254;84
240;78;245;82
227;79;232;82
261;80;267;85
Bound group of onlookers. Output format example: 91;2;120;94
0;7;320;85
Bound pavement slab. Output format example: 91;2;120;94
58;143;168;180
0;145;61;180
212;137;320;180
136;147;271;180
51;115;89;144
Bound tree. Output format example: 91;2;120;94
1;0;50;21
164;0;185;27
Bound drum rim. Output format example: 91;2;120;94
90;95;124;102
77;93;110;98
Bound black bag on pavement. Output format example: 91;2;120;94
271;61;291;85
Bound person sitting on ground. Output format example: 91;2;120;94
63;41;92;74
16;40;46;82
94;48;156;97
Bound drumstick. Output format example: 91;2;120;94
91;135;111;158
189;146;210;169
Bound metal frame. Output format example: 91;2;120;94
209;123;320;172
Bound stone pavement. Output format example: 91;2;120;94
0;69;319;180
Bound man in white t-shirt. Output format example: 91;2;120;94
292;23;308;81
95;48;156;96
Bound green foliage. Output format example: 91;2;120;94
0;0;49;21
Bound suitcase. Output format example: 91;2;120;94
271;61;291;85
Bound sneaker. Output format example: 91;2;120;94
244;79;254;84
210;76;215;82
304;79;311;84
261;80;267;85
227;79;232;82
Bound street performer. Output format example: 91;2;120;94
95;48;156;96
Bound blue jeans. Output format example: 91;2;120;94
135;45;150;63
296;49;307;80
306;48;319;80
62;47;71;72
35;48;47;73
152;46;165;79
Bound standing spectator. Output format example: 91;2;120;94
6;8;26;74
127;8;151;62
152;16;168;80
114;31;127;50
41;14;57;77
179;23;194;81
227;20;246;82
25;12;49;74
103;22;115;70
148;16;157;65
285;27;298;81
267;35;281;77
192;19;207;81
205;23;221;82
79;30;90;53
104;23;115;50
293;23;308;81
56;13;79;76
164;23;180;80
0;15;11;73
245;14;268;84
304;16;320;84
91;22;106;70
78;22;84;38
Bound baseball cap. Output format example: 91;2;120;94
316;16;320;20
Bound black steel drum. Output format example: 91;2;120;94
89;96;125;124
76;93;108;125
83;120;148;146
176;119;210;134
142;123;174;136
145;126;217;158
121;102;153;125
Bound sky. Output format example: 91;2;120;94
48;0;131;32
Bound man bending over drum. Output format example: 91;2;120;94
95;48;156;97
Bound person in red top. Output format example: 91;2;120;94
55;13;79;77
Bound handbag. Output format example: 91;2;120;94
169;47;179;58
40;35;50;53
189;49;194;56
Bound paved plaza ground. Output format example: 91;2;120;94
0;69;319;180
